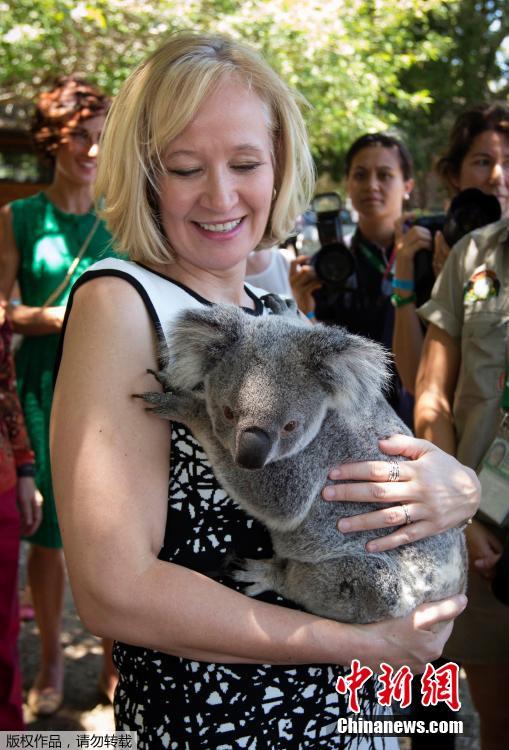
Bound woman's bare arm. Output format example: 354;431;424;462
51;278;465;672
414;323;461;454
391;219;432;395
0;204;65;335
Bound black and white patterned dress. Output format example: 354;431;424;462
67;259;395;750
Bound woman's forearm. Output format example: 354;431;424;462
413;392;457;455
392;306;424;396
9;304;65;336
414;325;460;456
80;556;363;666
75;551;459;674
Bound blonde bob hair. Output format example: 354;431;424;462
95;31;315;263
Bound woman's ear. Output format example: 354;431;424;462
448;173;461;192
404;178;415;200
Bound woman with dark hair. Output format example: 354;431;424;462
392;102;509;395
414;103;509;750
290;131;417;421
0;75;118;715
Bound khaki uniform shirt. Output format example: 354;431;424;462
418;218;509;471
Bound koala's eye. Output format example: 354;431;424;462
283;420;298;433
223;406;235;421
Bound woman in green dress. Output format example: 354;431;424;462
0;76;118;715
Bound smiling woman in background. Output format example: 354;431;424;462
0;76;118;715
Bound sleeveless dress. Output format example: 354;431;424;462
10;192;117;548
60;258;395;750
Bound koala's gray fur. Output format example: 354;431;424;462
137;295;466;624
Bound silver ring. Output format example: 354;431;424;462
402;504;412;525
388;459;400;482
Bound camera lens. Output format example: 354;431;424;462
312;242;355;285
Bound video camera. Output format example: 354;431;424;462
306;192;354;287
410;188;502;304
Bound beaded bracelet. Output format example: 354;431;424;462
390;292;417;308
392;278;415;292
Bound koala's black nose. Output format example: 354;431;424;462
236;428;272;469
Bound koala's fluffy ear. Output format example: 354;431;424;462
165;305;245;389
310;324;392;414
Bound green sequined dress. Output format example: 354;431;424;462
11;192;117;548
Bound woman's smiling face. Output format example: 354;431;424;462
158;77;275;274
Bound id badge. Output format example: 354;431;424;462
478;418;509;527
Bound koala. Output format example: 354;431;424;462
137;295;466;624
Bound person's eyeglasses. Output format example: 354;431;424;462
67;128;100;150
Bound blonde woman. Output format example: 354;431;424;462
51;34;476;747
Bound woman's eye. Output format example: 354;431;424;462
167;167;201;177
232;162;262;172
283;420;298;433
223;406;234;421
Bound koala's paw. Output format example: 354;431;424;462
261;294;299;318
231;558;275;597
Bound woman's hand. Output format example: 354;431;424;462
432;231;450;277
17;477;43;537
394;214;433;262
289;255;322;316
361;594;467;673
466;519;503;580
322;434;480;552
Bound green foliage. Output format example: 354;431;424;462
1;0;507;185
394;0;509;205
0;0;450;171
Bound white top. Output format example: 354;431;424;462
87;257;268;345
245;248;292;298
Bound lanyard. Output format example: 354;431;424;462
358;241;396;280
503;366;509;412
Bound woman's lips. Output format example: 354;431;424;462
192;217;245;239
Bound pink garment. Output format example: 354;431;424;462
0;486;24;730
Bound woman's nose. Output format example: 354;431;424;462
489;162;504;185
366;173;379;190
202;169;237;212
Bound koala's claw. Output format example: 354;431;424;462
231;557;274;597
146;368;173;391
132;391;173;417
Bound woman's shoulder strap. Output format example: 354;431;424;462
74;258;206;346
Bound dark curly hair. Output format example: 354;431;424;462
344;132;414;181
436;103;509;190
31;75;110;164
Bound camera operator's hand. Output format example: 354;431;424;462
467;519;503;580
289;255;322;318
394;213;433;269
432;231;450;277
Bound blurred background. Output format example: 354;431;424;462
1;0;508;210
